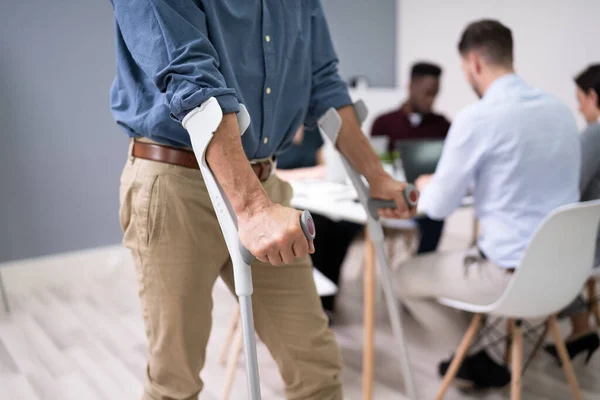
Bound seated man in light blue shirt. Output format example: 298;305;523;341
393;19;580;390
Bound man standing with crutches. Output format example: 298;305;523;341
110;1;415;399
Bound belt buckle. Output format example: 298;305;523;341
259;161;272;181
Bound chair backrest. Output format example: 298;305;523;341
491;200;600;318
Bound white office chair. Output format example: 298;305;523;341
218;268;338;400
436;200;600;400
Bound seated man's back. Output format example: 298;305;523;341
421;74;580;267
396;20;581;390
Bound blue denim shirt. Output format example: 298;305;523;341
277;127;324;169
109;0;352;159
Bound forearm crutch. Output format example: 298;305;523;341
183;97;316;400
318;101;418;400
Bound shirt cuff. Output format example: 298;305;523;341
171;82;239;121
306;89;353;127
416;186;445;220
317;91;353;119
214;93;241;115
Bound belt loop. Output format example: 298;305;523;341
261;164;269;181
128;139;135;163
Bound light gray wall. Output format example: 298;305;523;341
322;0;397;87
0;0;127;262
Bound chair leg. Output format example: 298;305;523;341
506;319;515;364
0;270;10;314
510;321;523;400
435;314;482;400
223;323;244;400
219;306;241;365
586;279;600;327
548;316;583;400
528;322;550;364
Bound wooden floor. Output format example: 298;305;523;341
1;224;600;399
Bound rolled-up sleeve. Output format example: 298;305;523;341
305;0;352;125
418;108;483;219
112;0;239;120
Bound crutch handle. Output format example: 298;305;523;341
239;210;316;265
367;184;419;218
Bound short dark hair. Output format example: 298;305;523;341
410;62;442;79
458;19;513;66
575;64;600;107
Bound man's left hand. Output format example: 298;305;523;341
368;172;418;219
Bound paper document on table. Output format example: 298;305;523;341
289;180;358;202
312;268;337;296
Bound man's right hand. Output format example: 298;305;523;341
202;112;314;266
237;202;315;266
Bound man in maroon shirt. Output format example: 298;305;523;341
372;62;450;146
372;62;450;253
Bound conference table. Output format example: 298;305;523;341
289;178;474;400
290;179;424;228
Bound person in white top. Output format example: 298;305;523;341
393;19;580;389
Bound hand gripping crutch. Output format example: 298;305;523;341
183;97;316;400
318;101;418;400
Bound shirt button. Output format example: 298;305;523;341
263;137;269;144
265;35;271;43
265;87;271;95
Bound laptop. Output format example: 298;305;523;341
395;139;445;183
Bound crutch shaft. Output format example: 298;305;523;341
318;100;418;400
239;295;261;399
374;240;417;399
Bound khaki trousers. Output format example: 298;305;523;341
119;156;343;400
393;248;514;349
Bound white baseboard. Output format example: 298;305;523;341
0;244;132;297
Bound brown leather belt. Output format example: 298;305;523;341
132;141;274;182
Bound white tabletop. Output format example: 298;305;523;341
289;178;474;229
289;179;419;229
